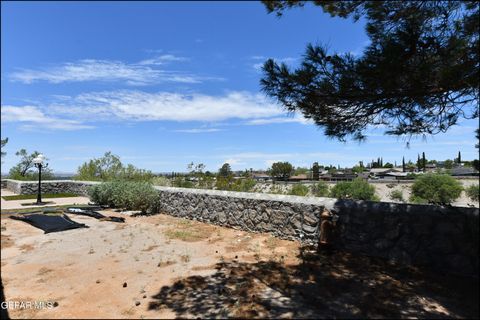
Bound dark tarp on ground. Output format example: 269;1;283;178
65;207;125;223
9;214;88;234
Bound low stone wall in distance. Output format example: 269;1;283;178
2;179;98;196
154;186;479;277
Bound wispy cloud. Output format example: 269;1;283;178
245;115;312;125
1;105;93;131
250;56;297;72
48;90;284;122
137;54;189;66
10;57;219;85
3;90;315;130
173;128;223;133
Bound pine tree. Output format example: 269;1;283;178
261;1;479;141
422;152;426;171
312;162;320;181
402;157;406;173
458;151;462;164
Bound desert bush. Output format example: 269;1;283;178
410;173;463;205
152;176;172;187
268;184;285;195
216;176;256;192
330;178;378;201
310;181;329;197
465;184;479;202
88;181;158;213
289;184;309;196
389;189;404;202
75;152;153;182
172;177;194;188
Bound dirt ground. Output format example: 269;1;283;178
1;211;478;319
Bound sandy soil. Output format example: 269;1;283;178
1;211;478;319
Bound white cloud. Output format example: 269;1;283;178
10;58;216;85
251;56;297;72
137;54;189;66
245;115;311;125
1;105;93;131
49;90;284;122
173;128;223;133
3;90;315;130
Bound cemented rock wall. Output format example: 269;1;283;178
2;179;98;196
2;179;478;276
154;186;479;277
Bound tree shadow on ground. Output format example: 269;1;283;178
148;246;478;319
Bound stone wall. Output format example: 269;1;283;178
2;179;478;276
153;186;479;277
2;179;98;196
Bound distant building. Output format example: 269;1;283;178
289;174;308;181
450;167;479;176
252;173;270;181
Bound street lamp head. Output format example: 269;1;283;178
33;154;45;165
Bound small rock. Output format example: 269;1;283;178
135;301;141;306
96;280;101;284
123;282;128;288
53;302;59;307
143;295;147;299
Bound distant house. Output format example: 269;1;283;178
425;163;437;172
369;168;395;179
450;167;479;176
320;173;357;182
289;174;308;181
252;173;270;181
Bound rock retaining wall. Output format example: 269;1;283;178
2;179;98;196
2;179;478;276
154;186;479;277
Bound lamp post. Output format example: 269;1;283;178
33;154;48;205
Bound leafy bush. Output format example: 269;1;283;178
216;176;256;192
152;176;172;187
289;184;309;196
329;178;378;201
268;184;285;195
465;184;479;202
88;181;158;213
172;177;194;188
410;174;463;205
310;181;329;197
75;152;153;182
389;189;404;202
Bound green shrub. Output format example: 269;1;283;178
152;176;172;187
310;181;329;197
289;184;309;196
88;181;158;213
172;177;194;188
465;184;479;202
231;178;256;192
268;184;285;195
330;178;378;201
216;176;256;192
389;189;404;202
75;152;153;182
410;174;463;205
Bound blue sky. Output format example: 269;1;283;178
1;1;478;174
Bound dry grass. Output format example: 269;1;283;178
164;218;216;242
1;233;14;248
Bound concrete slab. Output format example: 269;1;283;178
1;189;90;210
